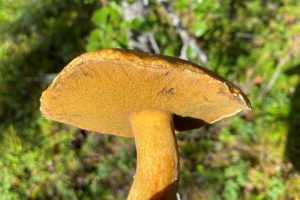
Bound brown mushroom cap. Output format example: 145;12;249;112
40;48;251;137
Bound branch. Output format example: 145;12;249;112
157;0;207;64
122;0;160;53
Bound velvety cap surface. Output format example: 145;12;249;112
40;49;251;137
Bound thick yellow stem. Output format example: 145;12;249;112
127;110;179;200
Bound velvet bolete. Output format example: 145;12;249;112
40;48;251;200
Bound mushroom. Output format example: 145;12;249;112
40;48;251;200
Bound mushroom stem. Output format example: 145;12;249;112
128;110;179;200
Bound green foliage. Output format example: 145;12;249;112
86;1;128;50
1;0;300;199
0;118;77;199
0;0;98;125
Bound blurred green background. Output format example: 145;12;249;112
1;0;300;199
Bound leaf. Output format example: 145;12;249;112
194;21;207;37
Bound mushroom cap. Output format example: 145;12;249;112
40;48;251;137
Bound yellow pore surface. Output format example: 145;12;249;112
40;49;251;137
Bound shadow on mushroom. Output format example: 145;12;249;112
149;181;178;200
173;114;208;132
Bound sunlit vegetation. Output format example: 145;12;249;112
1;0;300;199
